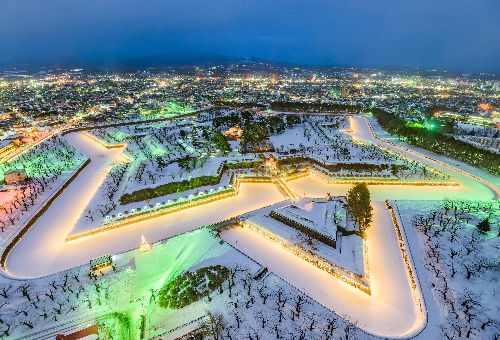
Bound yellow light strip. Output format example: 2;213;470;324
66;177;241;241
242;221;371;295
386;202;425;318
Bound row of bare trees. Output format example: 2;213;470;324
412;199;500;339
1;136;87;232
190;266;369;340
0;262;122;338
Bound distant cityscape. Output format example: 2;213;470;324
1;62;499;161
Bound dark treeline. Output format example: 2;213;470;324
120;159;258;204
212;111;253;130
226;160;260;170
119;174;222;205
211;101;266;109
371;108;500;176
211;101;362;113
277;156;405;174
269;101;362;113
269;211;337;249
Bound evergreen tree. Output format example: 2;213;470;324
201;311;226;340
285;114;301;128
240;123;269;149
477;218;490;234
212;131;231;155
346;182;373;234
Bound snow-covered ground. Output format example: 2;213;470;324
243;214;352;271
274;198;346;239
290;174;493;200
2;112;500;339
220;201;421;337
0;135;89;248
71;168;233;236
395;199;500;338
270;116;451;183
362;114;500;192
235;198;364;278
6;155;284;277
61;113;468;239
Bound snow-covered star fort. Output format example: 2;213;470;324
0;110;498;339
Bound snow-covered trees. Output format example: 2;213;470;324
0;136;87;231
177;268;371;340
411;199;500;339
201;311;226;340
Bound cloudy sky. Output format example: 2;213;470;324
1;0;499;72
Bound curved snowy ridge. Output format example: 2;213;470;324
0;158;91;272
387;201;427;338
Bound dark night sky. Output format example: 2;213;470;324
1;0;499;72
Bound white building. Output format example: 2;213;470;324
4;169;26;184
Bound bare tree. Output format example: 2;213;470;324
0;283;14;299
18;283;33;302
201;311;226;340
296;233;319;251
342;320;359;339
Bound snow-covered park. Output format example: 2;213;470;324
0;109;499;339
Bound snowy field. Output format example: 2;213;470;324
221;201;420;338
362;114;500;192
7;181;284;277
274;198;346;239
68;111;466;239
0;135;88;245
69;111;466;238
396;199;500;338
1;111;500;339
288;175;494;201
270;116;452;183
235;198;364;278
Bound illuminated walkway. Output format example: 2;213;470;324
349;115;500;199
5;132;285;277
2;116;500;338
221;201;421;338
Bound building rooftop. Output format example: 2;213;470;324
4;169;25;175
